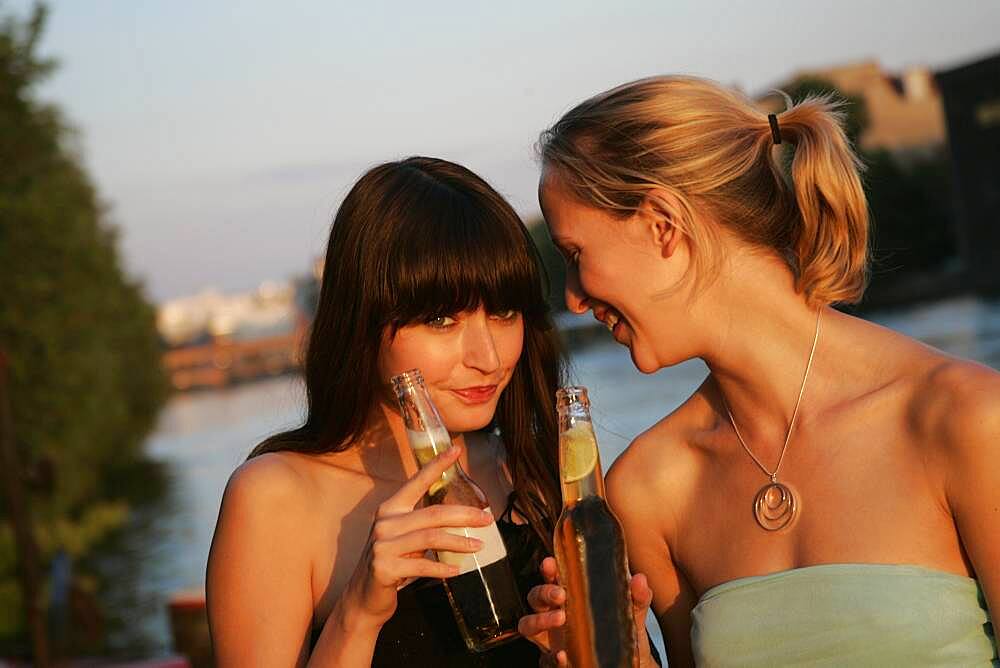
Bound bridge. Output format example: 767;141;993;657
162;325;307;391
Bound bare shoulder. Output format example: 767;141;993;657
909;357;1000;457
605;384;709;641
222;450;368;521
608;379;713;487
216;452;372;551
208;453;349;664
607;412;694;494
209;453;321;574
221;452;317;520
606;381;712;524
208;450;369;603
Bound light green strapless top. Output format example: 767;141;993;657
691;564;997;667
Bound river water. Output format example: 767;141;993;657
115;296;1000;658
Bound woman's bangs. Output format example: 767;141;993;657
384;196;545;329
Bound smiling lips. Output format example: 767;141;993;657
451;385;499;404
594;306;625;336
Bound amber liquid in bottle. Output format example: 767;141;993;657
553;386;636;668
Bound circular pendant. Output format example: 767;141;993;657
753;481;796;531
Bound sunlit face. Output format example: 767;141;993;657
539;168;689;373
379;307;524;433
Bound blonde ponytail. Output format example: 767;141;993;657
777;96;869;305
539;76;871;306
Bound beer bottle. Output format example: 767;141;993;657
391;369;526;652
554;386;636;668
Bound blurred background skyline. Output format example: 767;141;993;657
11;0;1000;301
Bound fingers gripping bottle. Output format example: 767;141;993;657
390;369;525;652
554;387;636;668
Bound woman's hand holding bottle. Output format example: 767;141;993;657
335;445;492;629
519;556;659;667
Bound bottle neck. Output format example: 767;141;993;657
391;373;497;514
557;409;607;506
560;459;606;506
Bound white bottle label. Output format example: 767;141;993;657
437;508;508;575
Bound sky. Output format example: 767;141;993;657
9;0;1000;302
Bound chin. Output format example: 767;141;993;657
629;345;664;375
440;404;498;434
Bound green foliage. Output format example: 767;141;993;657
527;217;567;313
34;502;131;559
0;575;22;637
0;2;169;653
864;149;955;274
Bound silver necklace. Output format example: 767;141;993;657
723;309;821;531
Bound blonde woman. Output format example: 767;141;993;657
519;77;998;666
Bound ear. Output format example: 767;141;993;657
638;188;687;259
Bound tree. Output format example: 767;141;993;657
0;2;168;658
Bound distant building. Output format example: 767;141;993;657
937;51;1000;296
157;281;309;391
157;282;299;348
761;60;946;154
157;289;228;348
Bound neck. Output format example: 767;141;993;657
693;250;828;457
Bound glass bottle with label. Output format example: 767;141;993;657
390;369;526;652
554;386;636;668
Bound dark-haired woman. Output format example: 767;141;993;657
206;157;565;666
520;76;998;666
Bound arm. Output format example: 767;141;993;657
938;364;1000;628
206;454;318;667
606;434;698;668
207;446;490;667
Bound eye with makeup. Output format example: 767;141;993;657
556;244;581;266
423;309;520;330
549;233;577;266
490;309;521;324
424;314;458;330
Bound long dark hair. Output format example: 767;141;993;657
251;157;564;549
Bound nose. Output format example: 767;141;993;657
564;266;590;315
463;314;502;374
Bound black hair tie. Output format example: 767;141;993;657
768;113;782;145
